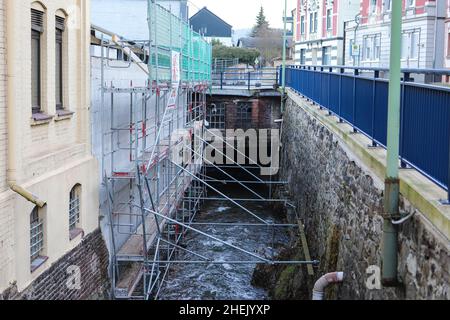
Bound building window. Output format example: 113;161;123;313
322;46;331;65
406;0;415;8
69;184;81;234
447;32;450;57
300;49;306;65
300;15;305;34
401;30;419;60
237;103;252;130
383;0;392;12
370;0;377;14
55;16;65;110
31;9;44;114
313;12;318;33
309;12;318;33
30;207;44;267
362;34;381;61
326;9;332;30
207;103;225;129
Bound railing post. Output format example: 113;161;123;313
447;140;450;203
371;70;379;147
248;71;251;90
220;71;223;90
328;67;332;116
352;68;359;133
319;66;324;110
338;67;344;123
400;72;411;169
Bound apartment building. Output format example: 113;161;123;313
293;0;360;65
0;0;107;299
345;0;447;69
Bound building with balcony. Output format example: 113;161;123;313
345;0;447;70
293;0;360;65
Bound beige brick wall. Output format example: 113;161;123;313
1;0;99;294
0;0;7;193
0;0;15;292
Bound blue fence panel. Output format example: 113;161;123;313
340;75;354;123
284;66;449;196
321;72;330;108
401;84;450;189
329;73;340;114
373;81;389;146
354;78;375;135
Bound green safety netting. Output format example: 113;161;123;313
148;2;211;82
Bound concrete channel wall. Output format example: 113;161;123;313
273;88;450;300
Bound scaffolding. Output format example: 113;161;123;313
95;0;318;300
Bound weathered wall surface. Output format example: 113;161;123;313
207;95;281;130
1;229;109;300
269;94;450;300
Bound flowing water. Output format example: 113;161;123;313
158;173;289;300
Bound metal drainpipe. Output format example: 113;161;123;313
382;0;402;287
6;0;46;208
281;0;287;113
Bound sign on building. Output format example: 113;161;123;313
168;51;181;110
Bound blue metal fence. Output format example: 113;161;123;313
283;65;450;202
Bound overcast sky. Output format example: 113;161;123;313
188;0;297;30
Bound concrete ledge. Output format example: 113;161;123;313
287;88;450;240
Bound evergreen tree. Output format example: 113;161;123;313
252;6;269;37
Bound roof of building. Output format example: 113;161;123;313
190;7;232;28
189;7;232;37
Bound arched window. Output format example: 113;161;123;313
30;207;44;263
69;184;81;233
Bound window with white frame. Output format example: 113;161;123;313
406;0;415;8
313;12;318;33
300;49;306;65
322;46;331;65
326;9;332;30
401;30;419;60
301;15;305;34
383;0;391;12
362;34;381;61
370;0;377;14
69;184;81;232
30;207;44;263
309;12;314;33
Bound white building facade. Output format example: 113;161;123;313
345;0;447;69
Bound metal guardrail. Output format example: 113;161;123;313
212;68;279;90
283;65;450;202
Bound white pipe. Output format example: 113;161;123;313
312;272;344;300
